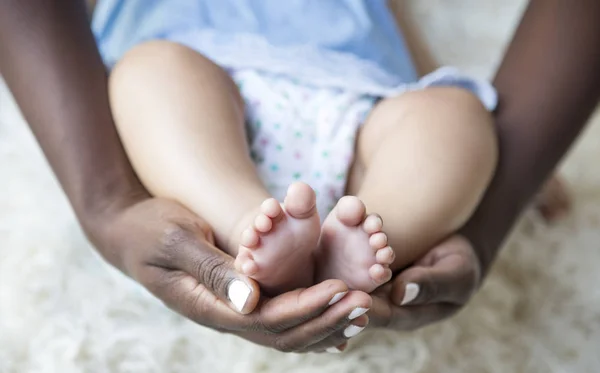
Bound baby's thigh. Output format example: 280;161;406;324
109;40;244;112
358;87;495;164
356;87;498;227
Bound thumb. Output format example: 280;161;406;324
171;229;261;314
390;235;480;306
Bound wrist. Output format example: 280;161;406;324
459;164;537;277
77;182;150;275
75;175;149;244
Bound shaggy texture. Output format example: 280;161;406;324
2;1;600;372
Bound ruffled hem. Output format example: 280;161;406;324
158;29;497;111
393;66;497;111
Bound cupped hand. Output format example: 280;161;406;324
85;196;371;353
368;235;482;330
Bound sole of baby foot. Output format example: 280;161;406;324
315;196;394;293
234;182;321;295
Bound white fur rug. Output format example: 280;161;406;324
2;1;600;372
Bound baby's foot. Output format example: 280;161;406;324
315;196;394;293
234;182;321;295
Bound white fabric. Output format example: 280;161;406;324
171;30;498;110
233;69;375;218
168;29;416;95
92;0;422;86
234;67;496;219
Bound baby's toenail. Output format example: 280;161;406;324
376;247;395;264
348;307;369;320
369;233;387;248
369;264;385;278
328;291;348;306
343;324;365;338
364;216;382;232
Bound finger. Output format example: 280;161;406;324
150;228;360;335
151;269;357;336
367;282;395;328
367;289;461;330
164;227;261;315
257;279;351;333
391;236;480;306
387;301;460;331
316;342;348;354
147;269;353;341
139;263;256;332
310;315;368;353
269;291;372;353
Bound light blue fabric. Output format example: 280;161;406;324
92;0;418;81
91;0;497;110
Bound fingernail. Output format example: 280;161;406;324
328;291;348;306
326;346;342;353
343;325;365;338
348;307;369;320
228;280;251;312
401;283;420;305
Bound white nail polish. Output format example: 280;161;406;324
326;346;342;353
348;307;369;320
328;291;348;306
228;280;251;312
343;325;365;338
401;283;420;305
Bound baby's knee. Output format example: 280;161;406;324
109;40;227;94
400;86;494;131
400;88;498;220
417;87;497;172
363;87;497;168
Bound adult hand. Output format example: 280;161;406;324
86;196;372;353
368;235;482;330
0;0;372;352
368;0;600;333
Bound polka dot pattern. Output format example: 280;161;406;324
233;69;376;220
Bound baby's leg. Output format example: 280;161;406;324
109;41;320;294
352;87;497;272
316;87;496;292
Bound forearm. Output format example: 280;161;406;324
467;0;600;268
0;0;144;224
391;0;439;76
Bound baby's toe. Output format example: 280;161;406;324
261;198;282;219
284;182;317;219
368;264;392;285
235;248;258;276
242;260;259;276
375;246;395;265
363;214;383;234
335;196;366;227
240;228;260;248
369;232;387;250
254;213;273;233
